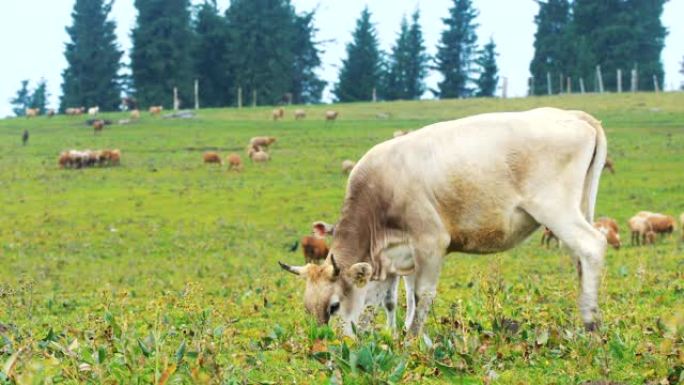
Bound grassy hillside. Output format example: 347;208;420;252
0;93;683;384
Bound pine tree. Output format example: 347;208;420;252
291;11;326;104
30;79;49;114
529;0;572;95
384;16;411;101
334;7;383;102
10;80;31;117
60;0;122;111
434;0;479;99
405;10;429;99
475;39;499;97
384;11;428;101
193;1;233;107
623;0;667;91
132;0;194;108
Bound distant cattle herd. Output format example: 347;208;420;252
19;105;684;267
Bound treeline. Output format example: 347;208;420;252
10;80;49;117
530;0;667;95
10;0;672;115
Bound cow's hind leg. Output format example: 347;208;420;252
525;207;606;330
402;275;416;331
383;276;399;330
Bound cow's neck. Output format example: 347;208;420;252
330;170;397;277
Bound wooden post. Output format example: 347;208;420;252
617;69;622;93
596;65;604;93
547;72;552;95
559;74;564;94
579;78;586;94
372;87;377;102
502;77;508;98
631;67;638;92
566;77;572;94
237;87;242;108
252;89;257;107
173;87;179;111
528;76;535;96
194;79;199;110
653;75;660;93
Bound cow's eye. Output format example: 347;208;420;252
328;302;340;316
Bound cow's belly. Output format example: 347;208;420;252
446;206;540;254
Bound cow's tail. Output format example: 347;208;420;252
571;111;608;223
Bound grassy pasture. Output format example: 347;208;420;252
0;93;683;384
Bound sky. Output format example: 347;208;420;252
1;0;682;117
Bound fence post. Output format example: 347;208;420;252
372;87;377;102
237;87;242;108
528;76;535;96
596;65;604;93
631;67;638;92
579;78;586;94
547;72;552;95
194;79;199;110
559;74;564;94
173;87;179;111
502;77;508;98
617;69;622;93
653;75;660;93
252;89;257;107
567;77;572;94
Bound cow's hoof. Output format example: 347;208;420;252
584;321;599;332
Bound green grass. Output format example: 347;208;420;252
1;93;683;384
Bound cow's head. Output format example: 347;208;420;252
278;254;372;329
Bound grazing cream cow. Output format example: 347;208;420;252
25;108;39;118
279;108;608;337
325;110;338;121
272;108;284;120
294;109;306;120
341;160;356;174
88;106;99;116
149;106;163;115
249;136;277;151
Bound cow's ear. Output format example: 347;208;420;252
312;221;335;237
347;263;373;288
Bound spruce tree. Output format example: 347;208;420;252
334;7;383;102
193;1;233;107
10;80;31;117
291;11;326;104
30;79;49;114
434;0;479;99
405;10;429;99
529;0;572;95
60;0;122;111
384;16;411;101
623;0;667;91
475;39;499;97
384;11;428;101
132;0;194;108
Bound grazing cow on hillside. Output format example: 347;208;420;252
272;108;285;121
66;107;85;116
25;108;39;118
325;110;338;121
341;160;356;174
628;213;654;246
227;153;242;171
540;227;559;248
249;148;270;163
93;120;104;134
301;222;333;264
279;108;608;336
88;106;99;116
295;109;306;120
203;152;222;165
249;136;277;152
594;217;621;250
149;106;163;115
603;158;615;174
47;109;56;118
130;109;141;120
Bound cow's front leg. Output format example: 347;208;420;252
407;255;444;338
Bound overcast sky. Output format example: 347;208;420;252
1;0;682;117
